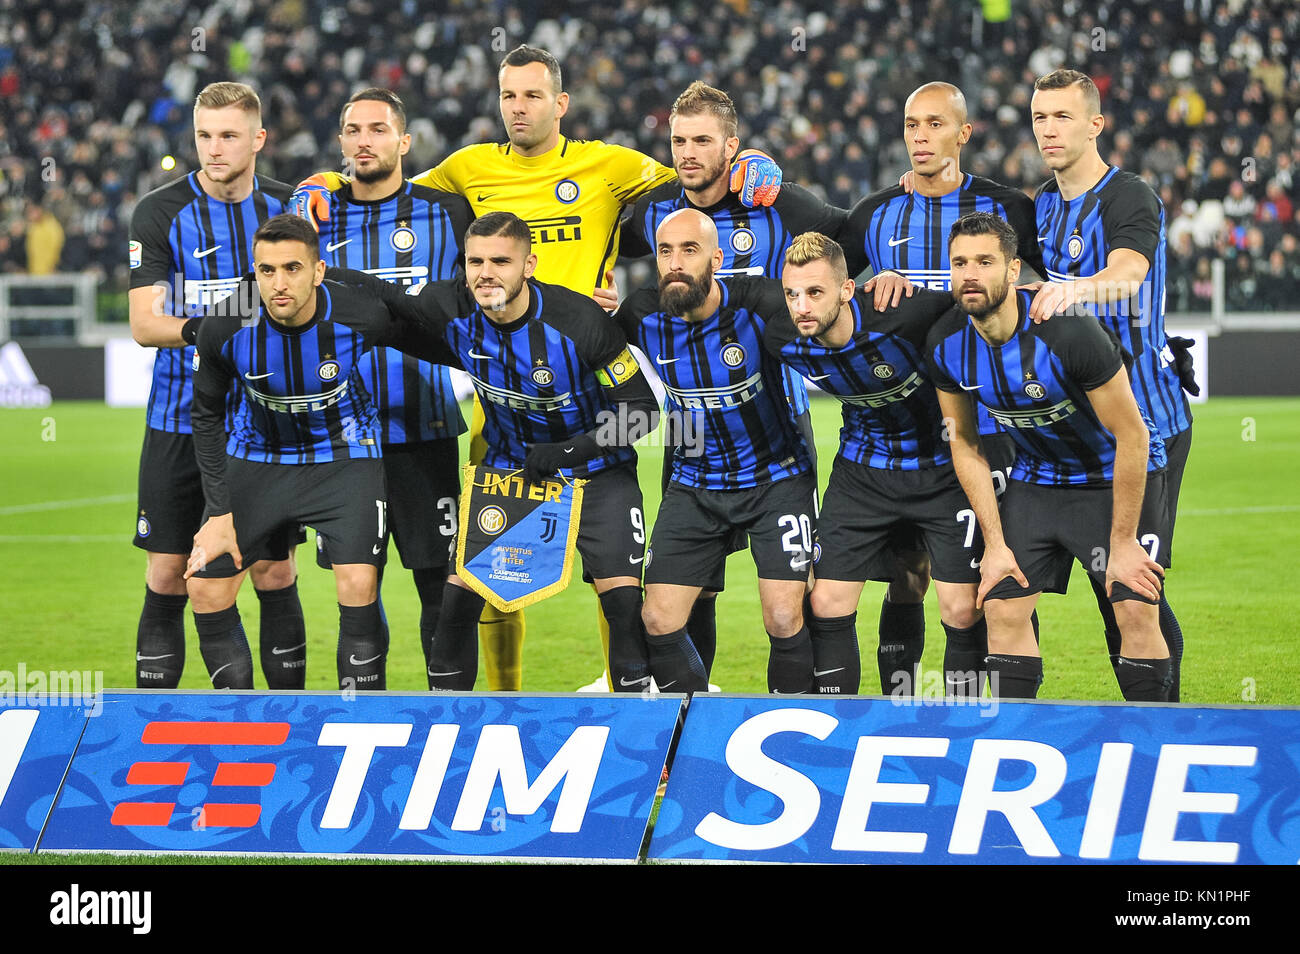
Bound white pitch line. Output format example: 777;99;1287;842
1180;504;1300;517
0;535;123;543
0;494;133;516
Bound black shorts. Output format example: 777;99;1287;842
982;431;1017;499
134;428;205;554
134;428;301;561
575;463;646;583
659;446;742;593
645;474;817;585
815;457;980;585
986;471;1173;604
317;437;460;571
194;458;387;579
1162;425;1192;560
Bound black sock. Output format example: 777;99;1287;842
599;586;651;692
878;598;924;695
337;602;387;691
256;582;306;690
985;654;1042;699
427;584;483;690
809;612;859;694
136;587;187;688
1158;596;1183;702
768;625;814;694
686;596;718;676
1089;575;1124;679
645;627;708;692
194;605;253;689
943;618;988;698
1116;656;1172;702
413;567;447;671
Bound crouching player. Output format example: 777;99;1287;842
184;214;455;690
927;213;1171;701
331;212;695;692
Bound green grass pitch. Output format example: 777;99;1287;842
0;397;1296;704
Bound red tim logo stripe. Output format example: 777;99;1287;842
141;721;290;745
113;722;290;828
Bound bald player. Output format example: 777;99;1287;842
839;81;1043;695
612;210;817;693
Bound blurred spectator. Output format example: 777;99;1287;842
24;201;63;274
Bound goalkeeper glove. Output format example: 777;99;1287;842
522;436;598;485
290;171;350;232
729;148;782;208
1166;335;1200;396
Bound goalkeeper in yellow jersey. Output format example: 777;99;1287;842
294;44;783;690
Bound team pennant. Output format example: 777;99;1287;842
455;464;586;612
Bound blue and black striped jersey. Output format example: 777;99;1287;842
338;273;656;480
764;287;954;470
1035;166;1191;441
926;289;1166;487
129;172;291;433
317;180;471;444
621;182;848;418
191;280;453;513
843;174;1041;439
614;276;812;490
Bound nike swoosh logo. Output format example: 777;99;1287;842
137;653;174;661
272;643;306;655
563;447;575;454
629;555;644;565
659;680;678;690
620;676;651;687
814;667;845;677
468;350;492;360
372;544;383;555
325;239;352;252
476;193;498;203
958;382;982;391
349;653;383;666
1037;235;1049;243
427;669;462;677
888;236;912;247
193;245;222;258
655;355;680;365
808;373;831;381
209;662;232;682
245;371;275;380
789;559;810;569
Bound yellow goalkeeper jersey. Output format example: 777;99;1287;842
412;137;676;293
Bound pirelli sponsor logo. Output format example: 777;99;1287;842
184;276;246;308
893;268;951;291
245;379;351;414
662;372;763;410
832;370;923;408
471;375;574;412
363;265;428;286
989;397;1078;429
595;347;639;388
525;215;582;244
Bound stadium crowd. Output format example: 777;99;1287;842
0;0;1298;311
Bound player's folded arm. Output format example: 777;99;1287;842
325;268;461;367
190;321;238;517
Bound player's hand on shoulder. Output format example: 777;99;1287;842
861;270;916;310
185;513;241;579
899;170;915;195
1105;539;1164;603
975;542;1028;609
592;269;620;312
291;171;351;232
729;149;782;208
1028;280;1084;323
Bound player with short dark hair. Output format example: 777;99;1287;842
304;87;472;690
184;214;455;691
614;209;817;694
609;80;844;681
840;81;1045;695
927;212;1172;702
332;211;681;692
1028;68;1193;699
128;81;306;690
770;232;981;696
